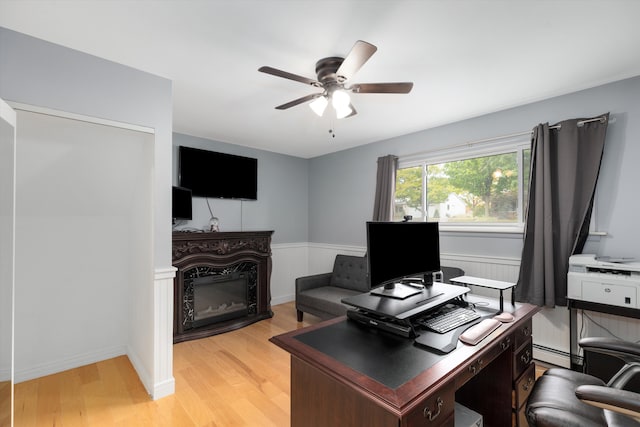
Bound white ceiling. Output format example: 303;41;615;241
2;0;640;159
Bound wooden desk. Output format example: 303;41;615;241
271;296;539;427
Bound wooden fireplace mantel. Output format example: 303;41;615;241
172;230;274;343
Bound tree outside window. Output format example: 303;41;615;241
394;148;530;226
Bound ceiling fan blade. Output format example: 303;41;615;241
336;40;377;82
350;82;414;94
259;66;320;86
275;93;322;110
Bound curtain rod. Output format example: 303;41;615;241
405;115;612;158
549;115;610;131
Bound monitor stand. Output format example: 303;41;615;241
371;283;422;300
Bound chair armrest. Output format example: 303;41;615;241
575;384;640;422
579;337;640;364
296;272;333;293
579;337;640;389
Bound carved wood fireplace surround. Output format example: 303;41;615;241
172;230;273;343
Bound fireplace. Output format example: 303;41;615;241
190;271;248;328
172;231;273;343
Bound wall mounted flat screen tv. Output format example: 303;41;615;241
172;186;192;220
179;146;258;200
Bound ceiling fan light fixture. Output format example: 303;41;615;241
309;95;328;116
331;90;351;109
335;105;353;119
260;40;413;121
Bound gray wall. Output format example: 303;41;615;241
4;25;639;262
0;26;173;267
172;133;309;244
0;26;174;396
309;75;640;260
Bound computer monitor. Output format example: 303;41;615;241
366;221;441;299
172;186;193;221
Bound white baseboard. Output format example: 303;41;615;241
152;377;176;400
126;345;152;397
126;344;175;400
533;344;571;368
272;294;294;306
14;345;126;383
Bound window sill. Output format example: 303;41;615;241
438;224;524;235
438;224;607;237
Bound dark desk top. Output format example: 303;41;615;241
295;319;441;389
294;301;499;389
271;295;539;408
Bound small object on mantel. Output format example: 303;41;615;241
209;217;219;232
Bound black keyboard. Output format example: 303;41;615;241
415;304;480;334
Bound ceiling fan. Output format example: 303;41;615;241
258;40;413;119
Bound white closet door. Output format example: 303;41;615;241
0;97;17;427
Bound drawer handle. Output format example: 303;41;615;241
423;397;443;421
501;337;511;350
521;350;531;365
523;327;531;337
522;376;534;391
468;359;484;375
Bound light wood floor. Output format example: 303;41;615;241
9;303;553;426
12;302;320;427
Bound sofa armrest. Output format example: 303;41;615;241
296;272;333;293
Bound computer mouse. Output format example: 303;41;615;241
494;312;515;323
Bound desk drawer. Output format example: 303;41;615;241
512;362;535;410
513;318;533;349
513;339;533;379
455;334;510;388
404;381;455;427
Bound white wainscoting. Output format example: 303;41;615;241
150;267;176;400
267;243;640;369
270;242;367;306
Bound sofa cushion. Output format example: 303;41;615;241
329;255;369;293
296;286;362;317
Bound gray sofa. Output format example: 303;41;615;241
295;254;369;321
295;254;465;321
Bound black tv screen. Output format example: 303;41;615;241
172;186;192;220
179;146;257;200
366;221;441;288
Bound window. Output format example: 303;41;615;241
394;138;531;231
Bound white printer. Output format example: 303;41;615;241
567;254;640;309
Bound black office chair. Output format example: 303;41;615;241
526;337;640;426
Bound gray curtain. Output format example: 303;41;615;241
515;114;609;307
372;155;398;221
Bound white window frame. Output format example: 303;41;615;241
397;134;531;234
